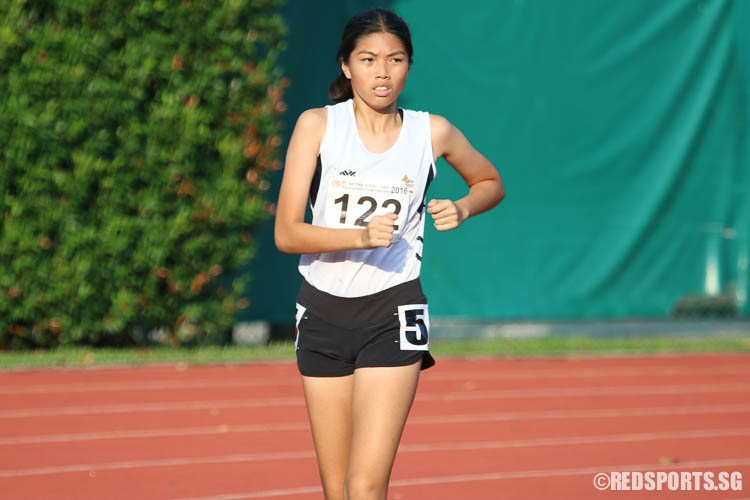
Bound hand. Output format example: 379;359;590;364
360;212;397;248
427;199;465;231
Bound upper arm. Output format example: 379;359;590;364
275;108;326;231
430;114;501;187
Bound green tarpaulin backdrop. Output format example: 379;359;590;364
242;0;750;322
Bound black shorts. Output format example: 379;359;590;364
294;278;436;377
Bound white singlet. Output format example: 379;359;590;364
298;98;437;297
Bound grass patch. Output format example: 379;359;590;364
0;343;297;369
0;336;748;369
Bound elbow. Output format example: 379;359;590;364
275;234;293;254
493;176;506;205
274;224;293;254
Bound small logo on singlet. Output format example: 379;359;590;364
339;170;356;176
402;174;415;194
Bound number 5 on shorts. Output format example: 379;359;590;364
397;304;429;351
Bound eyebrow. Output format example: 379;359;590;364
356;50;407;56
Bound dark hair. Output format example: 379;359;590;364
328;8;413;103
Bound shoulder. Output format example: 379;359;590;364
428;113;453;139
428;113;458;159
296;107;328;132
290;107;328;150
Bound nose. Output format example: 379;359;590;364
375;60;390;79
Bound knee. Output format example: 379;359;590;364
345;472;387;500
321;480;346;500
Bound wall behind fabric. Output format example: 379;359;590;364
240;0;749;323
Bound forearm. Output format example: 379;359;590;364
275;221;365;254
454;178;505;222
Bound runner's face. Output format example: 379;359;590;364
342;32;410;108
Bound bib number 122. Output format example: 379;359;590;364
334;194;402;230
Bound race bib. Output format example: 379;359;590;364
324;175;411;236
397;304;429;351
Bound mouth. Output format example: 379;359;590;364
373;86;391;97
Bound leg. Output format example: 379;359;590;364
345;360;422;500
301;374;354;500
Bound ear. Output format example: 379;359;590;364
341;59;351;80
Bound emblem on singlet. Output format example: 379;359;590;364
402;174;415;194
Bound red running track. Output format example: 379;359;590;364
1;353;749;499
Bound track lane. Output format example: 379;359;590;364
1;354;748;499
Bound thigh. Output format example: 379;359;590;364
301;375;354;500
347;361;422;490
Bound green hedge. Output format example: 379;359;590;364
0;0;288;348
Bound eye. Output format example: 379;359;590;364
390;58;402;63
362;57;373;62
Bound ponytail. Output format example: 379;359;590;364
328;70;353;103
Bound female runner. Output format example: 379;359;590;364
274;8;504;500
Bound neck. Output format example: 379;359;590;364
351;96;401;134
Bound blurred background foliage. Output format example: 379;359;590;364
0;0;288;349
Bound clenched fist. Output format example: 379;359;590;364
360;212;398;248
427;199;465;231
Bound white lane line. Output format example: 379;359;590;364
171;457;750;499
0;422;310;445
0;451;316;478
0;377;301;395
2;427;750;478
417;382;750;403
3;364;750;394
2;382;749;418
174;486;321;500
0;397;302;418
399;427;750;453
409;403;750;425
4;403;750;445
427;364;750;381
